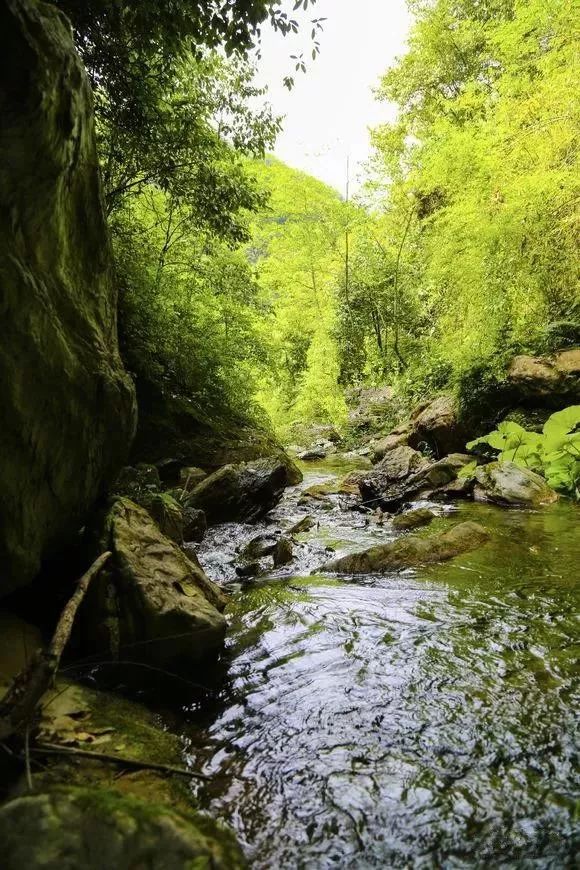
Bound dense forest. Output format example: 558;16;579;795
0;0;578;866
90;0;578;447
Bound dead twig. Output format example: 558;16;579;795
32;742;211;781
0;552;112;741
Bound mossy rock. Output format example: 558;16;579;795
0;787;246;869
322;521;490;574
0;0;136;595
392;508;435;531
81;498;228;672
149;493;184;544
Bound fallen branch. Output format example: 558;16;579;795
0;551;112;741
32;742;210;781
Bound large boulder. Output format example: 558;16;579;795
0;788;245;870
0;0;136;596
82;498;227;671
322;522;489;574
506;351;580;403
474;461;558;507
359;453;473;510
186;457;292;524
362;446;430;497
408;395;464;456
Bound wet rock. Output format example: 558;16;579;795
235;562;263;579
298;448;327;461
0;0;137;596
0;788;245;870
182;507;207;543
149;493;183;544
321;521;489;574
298;484;335;509
273;537;293;567
430;475;476;500
361;446;430;499
83;498;228;671
392;508;436;531
179;466;207;489
360;454;473;510
186;458;289;524
474;461;558;507
241;534;278;561
289;516;316;534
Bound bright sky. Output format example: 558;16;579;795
255;0;411;194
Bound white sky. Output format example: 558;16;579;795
255;0;411;194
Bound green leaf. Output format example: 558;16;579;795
543;406;580;439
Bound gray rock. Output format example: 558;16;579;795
241;534;278;561
360;453;473;509
474;461;559;507
322;522;490;574
186;458;290;524
0;0;136;595
409;394;463;456
361;446;430;498
298;448;327;461
371;425;412;463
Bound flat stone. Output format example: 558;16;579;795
321;522;490;574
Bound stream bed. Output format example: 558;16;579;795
184;457;579;868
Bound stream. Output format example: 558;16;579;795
183;457;579;868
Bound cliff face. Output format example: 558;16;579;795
0;0;136;594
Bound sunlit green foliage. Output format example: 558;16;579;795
114;187;266;424
467;407;580;497
367;0;580;396
249;158;351;430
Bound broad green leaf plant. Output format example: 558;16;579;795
467;407;580;498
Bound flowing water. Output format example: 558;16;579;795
183;457;579;868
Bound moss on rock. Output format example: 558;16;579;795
0;0;136;595
0;787;246;869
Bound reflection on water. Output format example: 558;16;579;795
187;460;580;868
